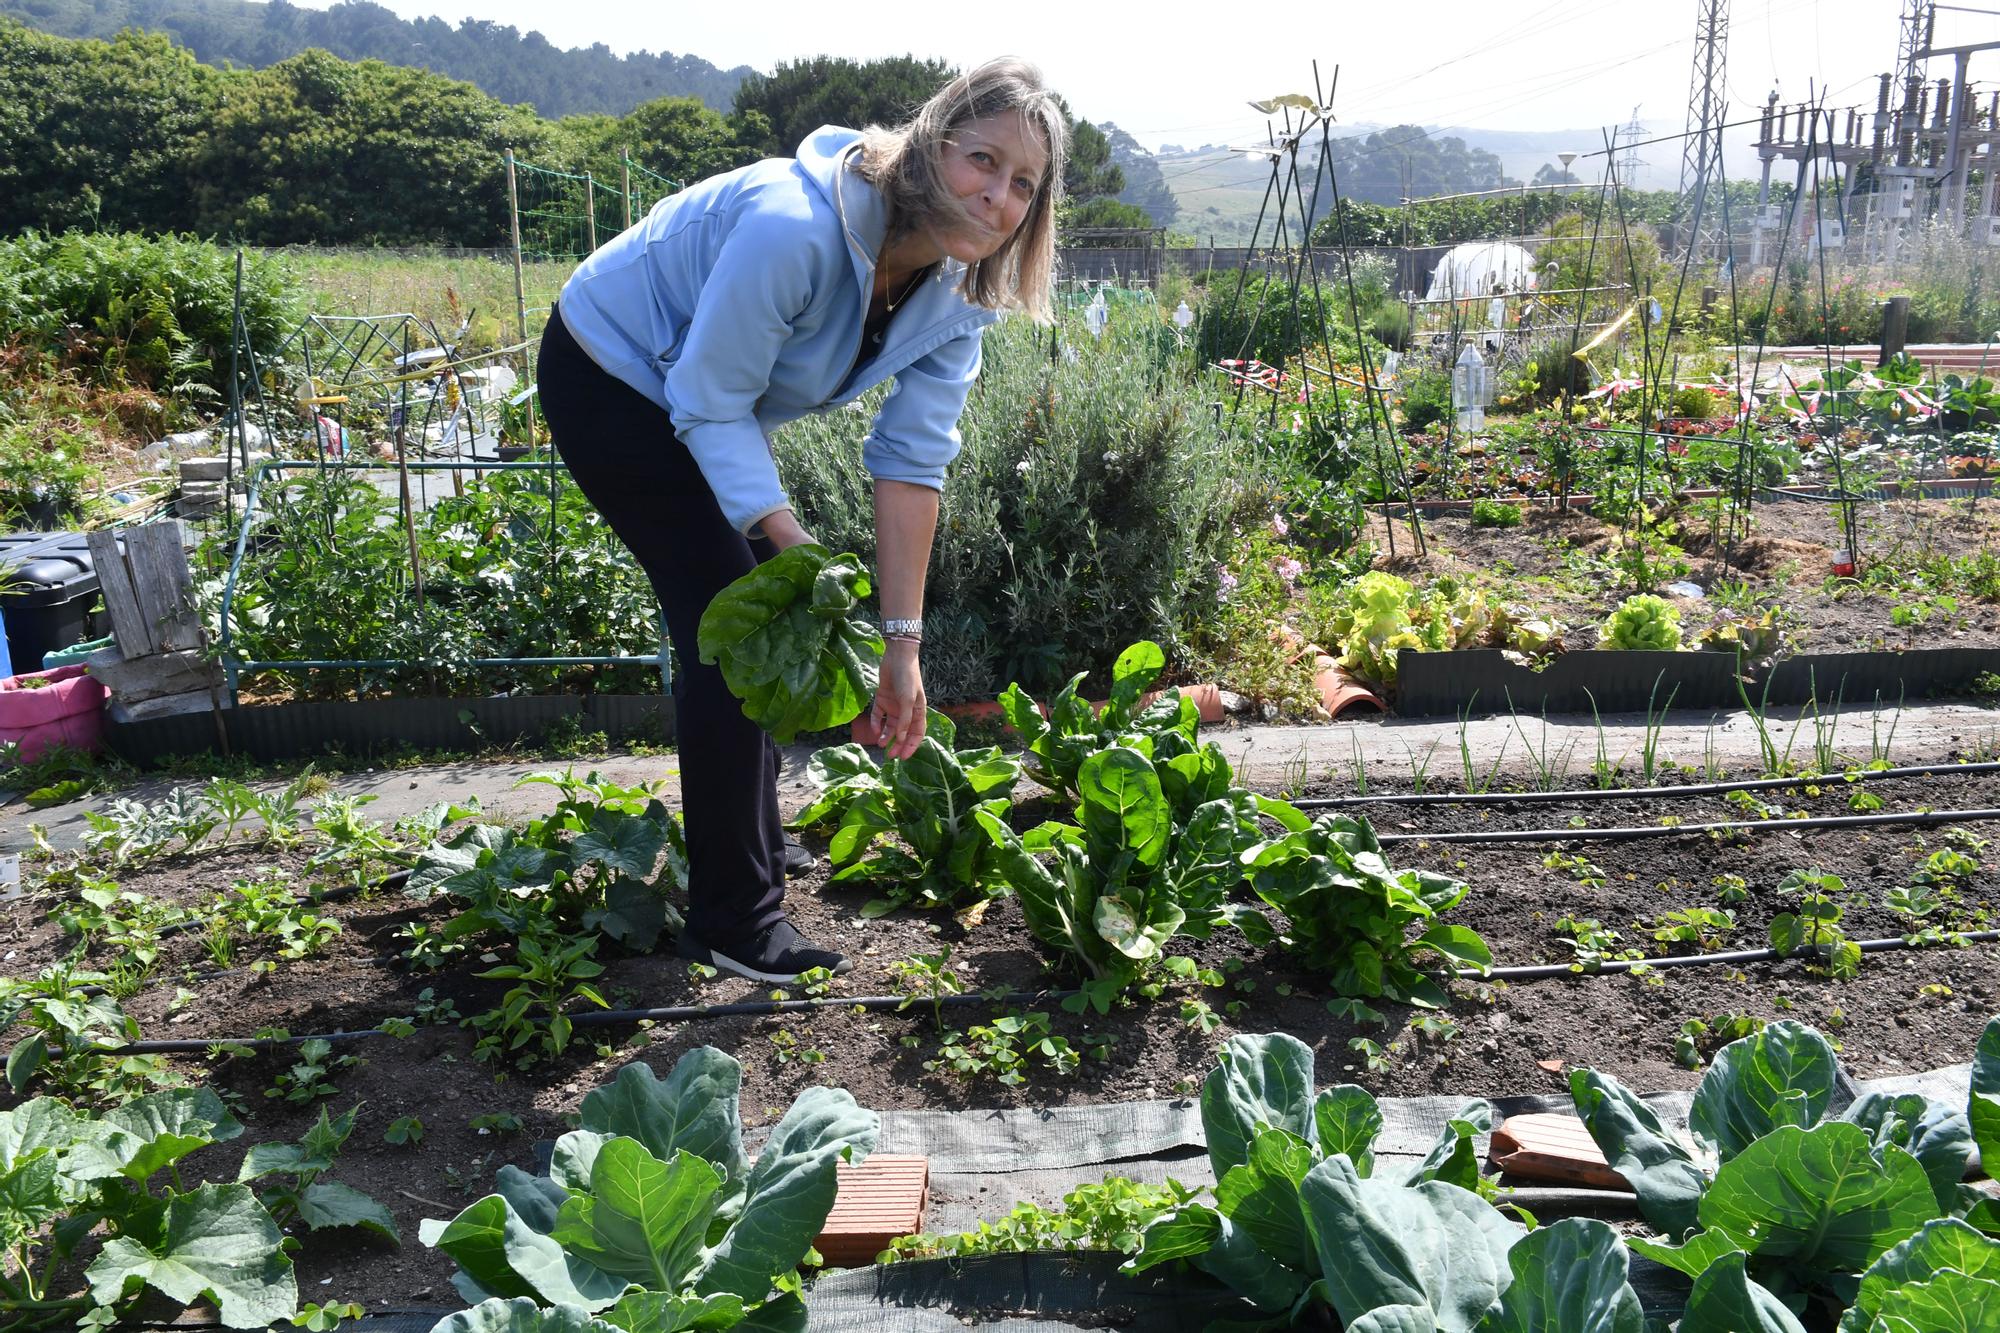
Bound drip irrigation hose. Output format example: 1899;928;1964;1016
1290;760;2000;809
98;927;2000;1055
1375;806;2000;845
1460;929;2000;983
100;987;1086;1055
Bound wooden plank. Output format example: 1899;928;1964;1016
123;522;201;652
85;529;152;657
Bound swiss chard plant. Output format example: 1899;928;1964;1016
999;640;1201;801
1571;1018;1999;1328
791;710;1022;916
422;1046;878;1333
1125;1033;1647;1332
696;544;882;744
976;744;1271;989
1239;812;1493;1007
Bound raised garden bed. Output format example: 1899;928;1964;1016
6;761;2000;1322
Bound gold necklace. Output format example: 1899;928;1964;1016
878;266;926;313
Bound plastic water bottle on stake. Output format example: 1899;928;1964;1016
1453;342;1489;433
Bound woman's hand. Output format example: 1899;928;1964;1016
857;639;926;759
754;508;816;550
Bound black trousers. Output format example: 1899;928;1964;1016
538;305;786;945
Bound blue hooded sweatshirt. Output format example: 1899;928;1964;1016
555;126;1000;535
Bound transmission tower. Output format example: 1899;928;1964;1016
1619;106;1646;187
1896;0;1934;97
1678;0;1731;258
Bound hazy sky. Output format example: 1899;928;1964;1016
294;0;2000;159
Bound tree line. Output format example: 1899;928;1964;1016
0;0;755;117
0;23;1155;247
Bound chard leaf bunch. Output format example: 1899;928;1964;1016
697;544;882;744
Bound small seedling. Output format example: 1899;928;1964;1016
383;1115;425;1146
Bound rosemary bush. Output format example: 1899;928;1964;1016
776;316;1273;701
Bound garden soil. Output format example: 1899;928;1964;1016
1360;498;2000;655
8;771;2000;1311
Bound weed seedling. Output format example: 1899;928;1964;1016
383;1115;426;1146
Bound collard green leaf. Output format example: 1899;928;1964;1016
695;545;881;744
1313;1085;1384;1178
1688;1020;1839;1161
1838;1218;2000;1333
578;1053;750;1191
85;1182;298;1330
1477;1217;1645;1333
419;1193;625;1310
1568;1068;1706;1240
1214;1128;1317;1275
1202;1033;1317;1178
1974;1017;2000;1097
1680;1249;1809;1333
1671;1124;1937;1282
550;1138;720;1291
425;1297;621;1333
693;1085;878;1304
1124;1200;1225;1273
600;1289;748;1333
734;1291;808;1333
1863;1268;2000;1331
1841;1091;1973;1213
1299;1154;1516;1333
1405;1102;1494;1194
1193;1210;1314;1315
1348;1307;1440;1333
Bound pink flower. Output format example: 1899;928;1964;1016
1271;512;1290;537
1274;556;1303;584
1217;567;1239;602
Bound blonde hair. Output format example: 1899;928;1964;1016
854;57;1067;321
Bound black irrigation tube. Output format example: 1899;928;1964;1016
1465;930;2000;983
100;988;1088;1055
1375;807;2000;845
1291;760;2000;810
101;928;2000;1054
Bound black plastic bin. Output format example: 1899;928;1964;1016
0;531;114;677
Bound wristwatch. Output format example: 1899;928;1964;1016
882;618;924;639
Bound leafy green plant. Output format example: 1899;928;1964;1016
267;1039;359;1104
0;1087;336;1330
1553;915;1643;973
1649;907;1738;951
421;1047;877;1331
242;1103;400;1244
792;710;1021;916
466;933;610;1068
1240;812;1492;1006
405;774;682;953
0;963;174;1104
695;543;882;743
385;1116;427;1147
998;640;1199;802
1470;498;1523;529
1768;868;1861;978
926;1010;1106;1085
1573;1019;1992;1328
977;744;1271;987
1125;1032;1647;1330
884;948;966;1029
880;1174;1201;1260
1599;594;1683;651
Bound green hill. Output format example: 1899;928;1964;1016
0;0;753;116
